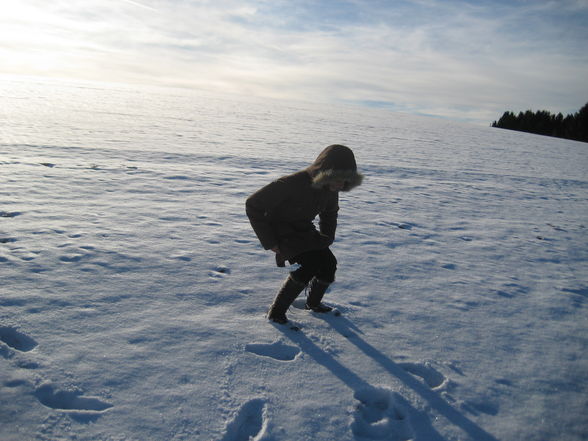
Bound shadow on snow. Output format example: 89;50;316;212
278;315;499;441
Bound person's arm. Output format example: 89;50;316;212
245;179;289;251
319;192;339;246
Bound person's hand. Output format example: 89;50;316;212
315;232;334;248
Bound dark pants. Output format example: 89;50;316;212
290;248;337;285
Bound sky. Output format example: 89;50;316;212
1;0;587;124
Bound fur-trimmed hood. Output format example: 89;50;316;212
307;144;363;191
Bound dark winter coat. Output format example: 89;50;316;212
245;145;363;261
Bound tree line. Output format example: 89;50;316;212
491;102;588;143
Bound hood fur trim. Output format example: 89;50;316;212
311;169;364;192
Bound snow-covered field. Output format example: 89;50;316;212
1;77;587;441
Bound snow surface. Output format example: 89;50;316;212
1;77;587;441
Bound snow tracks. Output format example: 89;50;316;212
217;313;488;441
0;326;113;422
220;398;269;441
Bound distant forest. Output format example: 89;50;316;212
491;102;588;143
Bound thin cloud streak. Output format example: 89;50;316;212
120;0;159;11
1;0;587;124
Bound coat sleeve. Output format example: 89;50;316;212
245;179;290;250
319;192;339;245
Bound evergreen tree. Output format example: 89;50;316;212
491;103;588;143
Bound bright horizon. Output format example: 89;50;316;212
2;0;587;124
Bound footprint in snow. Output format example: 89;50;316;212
220;398;268;441
495;283;530;299
0;211;21;218
441;263;457;270
245;341;300;361
209;265;231;278
34;384;113;415
377;221;413;230
399;362;446;389
1;329;113;421
546;223;566;232
351;386;414;441
0;344;12;359
0;327;38;352
59;254;86;263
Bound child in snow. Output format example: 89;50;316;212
245;144;363;324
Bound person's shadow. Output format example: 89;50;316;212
277;313;499;441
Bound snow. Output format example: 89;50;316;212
1;77;587;441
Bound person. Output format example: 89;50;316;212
245;144;363;324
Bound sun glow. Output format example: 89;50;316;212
0;3;80;77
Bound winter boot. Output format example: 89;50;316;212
305;278;333;313
267;275;306;324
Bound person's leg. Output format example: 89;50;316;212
267;275;306;324
314;248;337;284
266;250;321;324
305;278;332;312
290;248;337;284
291;248;337;312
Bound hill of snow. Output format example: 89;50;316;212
1;78;587;441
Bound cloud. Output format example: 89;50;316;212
1;0;587;123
